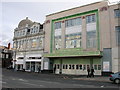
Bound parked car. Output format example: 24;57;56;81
109;72;120;84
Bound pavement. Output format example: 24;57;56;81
72;76;110;82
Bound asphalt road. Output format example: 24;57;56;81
2;68;120;89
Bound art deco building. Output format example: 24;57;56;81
13;17;45;72
44;1;120;75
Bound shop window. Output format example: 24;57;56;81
87;65;90;69
83;65;86;70
54;64;56;68
72;65;75;69
98;65;101;70
63;64;65;69
76;65;79;69
65;65;68;69
26;62;30;70
57;64;60;69
94;65;97;70
80;65;83;70
69;65;72;69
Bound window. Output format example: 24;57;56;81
57;64;60;69
94;65;97;70
80;65;83;70
6;54;9;58
65;33;82;48
55;36;62;50
114;9;120;18
115;26;120;46
86;14;96;23
69;65;72;69
18;57;24;59
54;22;61;29
63;64;65;69
87;30;97;48
72;65;75;69
98;65;101;70
65;17;81;27
76;65;79;69
83;65;86;70
65;65;68;69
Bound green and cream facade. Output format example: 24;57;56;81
44;1;120;75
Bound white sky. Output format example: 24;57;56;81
0;0;120;47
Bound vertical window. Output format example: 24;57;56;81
83;65;86;70
69;65;72;69
76;65;79;69
98;65;101;70
114;9;120;18
57;64;59;69
72;65;75;69
80;65;83;70
65;65;68;69
63;64;65;69
94;65;97;70
87;30;97;48
115;26;120;46
6;54;9;59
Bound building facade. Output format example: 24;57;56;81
44;1;120;75
0;45;13;68
13;17;45;72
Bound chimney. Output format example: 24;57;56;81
8;43;10;49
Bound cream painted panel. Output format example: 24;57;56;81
55;29;62;36
66;25;82;34
86;23;96;31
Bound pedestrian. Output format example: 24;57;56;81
91;67;95;77
87;67;91;78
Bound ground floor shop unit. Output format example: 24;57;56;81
14;51;43;72
51;57;102;75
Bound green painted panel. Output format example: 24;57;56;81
53;58;91;64
93;58;101;64
44;48;102;57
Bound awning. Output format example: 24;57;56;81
25;59;41;62
26;54;42;57
15;60;23;64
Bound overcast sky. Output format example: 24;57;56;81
0;0;119;47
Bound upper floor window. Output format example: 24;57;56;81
86;14;96;24
115;26;120;46
65;17;82;27
114;9;120;18
54;22;61;29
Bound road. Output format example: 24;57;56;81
2;68;120;89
